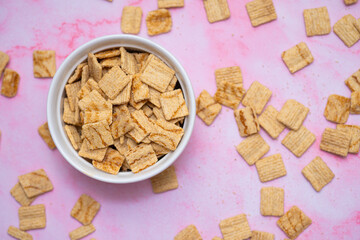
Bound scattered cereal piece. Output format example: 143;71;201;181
63;98;79;125
277;99;309;131
149;119;184;151
18;169;53;198
146;9;172;36
110;105;135;139
38;122;56;149
251;231;275;240
333;14;360;47
65;81;81;111
82;120;114;150
128;110;154;143
242;81;272;114
110;81;132;105
203;0;230;23
236;134;270;165
234;107;260;137
215;66;242;88
18;204;46;231
88;53;102;82
246;0;277;27
320;128;351;157
258;105;285;139
174;225;202;240
121;6;142;34
98;65;131;99
132;74;150;102
1;68;20;98
344;0;358;5
260;187;284;216
95;49;121;59
10;182;36;206
120;47;138;75
69;224;96;240
78;140;108;161
33;50;56;78
71;194;100;225
281;125;316;157
255;154;286;183
93;148;124;174
160;89;189;120
277;206;312;239
323;94;350;124
214;81;245;109
303;7;331;36
336;124;360;153
350;91;360;114
0;51;9;76
219;214;252;240
281;42;313;74
158;0;184;8
196;90;222;125
68;63;86;84
125;144;158;173
64;125;82;151
302;156;335;192
7;226;33;240
151;165;178;193
345;69;360;92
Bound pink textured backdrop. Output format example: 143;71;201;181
1;0;360;239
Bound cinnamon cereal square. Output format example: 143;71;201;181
277;206;312;239
215;66;243;87
345;69;360;92
33;50;56;78
234;107;260;137
82;120;114;150
302;156;335;192
121;6;142;34
236;134;270;165
219;214;251;240
149;119;184;151
1;69;20;98
146;9;172;36
71;194;100;225
277;99;309;130
258;105;285;139
160;89;189;120
203;0;230;23
336;124;360;153
281;125;316;157
324;94;350;124
246;0;277;27
255;154;286;183
215;81;245;109
350;91;360;114
93;148;124;174
333;14;360;47
18;204;46;231
125;144;158;173
260;187;284;216
303;7;331;36
98;66;131;99
281;42;314;74
320;128;351;157
196;90;222;125
174;225;202;240
158;0;184;8
242;81;272;114
18;169;53;198
151;165;178;193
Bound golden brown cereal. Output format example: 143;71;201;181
333;14;360;47
215;66;242;88
71;194;100;225
88;53;102;82
7;226;33;240
83;102;112;125
18;204;46;231
255;154;286;183
64;125;82;151
214;81;245;110
10;182;36;206
1;68;20;98
345;69;360;92
219;214;251;240
128;110;154;143
302;156;335;192
129;89;148;110
142;104;153;117
110;105;135;139
203;0;230;23
277;206;312;239
65;81;81;111
146;9;172;36
350;91;360;114
38;122;56;149
78;140;107;161
151;142;171;157
0;51;9;76
18;169;53;198
246;0;277;27
336;124;360;153
344;0;358;5
277;99;309;130
132;74;150;102
303;7;331;36
135;53;150;69
160;89;189;120
323;94;350;124
196;90;222;125
158;0;184;8
251;231;275;240
212;237;222;240
77;78;104;100
100;57;121;68
320;128;351;157
234;107;260;137
355;18;360;32
236;134;270;165
63;98;79;125
78;90;108;111
68;63;86;84
94;49;120;59
258;105;285;139
82;120;114;150
99;66;131;99
93;148;124;174
120;47;138;75
167;75;178;91
110;80;132;105
174;225;202;240
242;81;272;114
151;165;178;193
125;144;158;173
33;50;56;78
69;224;96;240
121;6;142;34
281;125;316;157
149;119;184;151
281;42;313;74
260;187;284;216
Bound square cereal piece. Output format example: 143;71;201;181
303;7;331;36
88;53;102;82
350;91;360;114
281;42;314;74
236;134;270;165
69;224;96;240
71;194;100;225
345;69;360;92
203;0;230;23
251;231;275;240
333;14;360;47
38;122;56;149
336;124;360;153
151;165;178;193
120;47;138;75
234;107;260;137
196;90;222;126
132;74;150;102
110;80;132;105
146;9;172;36
83;101;112;125
64;125;81;151
277;206;312;239
18;204;46;231
7;226;33;240
140;54;175;92
78;89;107;111
302;156;335;192
33;50;56;78
18;169;53;198
77;78;104;100
246;0;277;27
0;51;9;76
149;119;184;151
68;63;85;84
129;90;147;110
258;105;285;139
78;140;107;161
65;81;81;111
174;225;202;240
214;81;245;109
94;49;120;59
98;66;131;99
158;0;184;8
242;81;272;114
151;142;171;157
110;105;135;139
344;0;358;5
281;125;316;157
125;144;158;173
219;214;251;240
1;69;20;98
93;148;124;174
128;110;154;143
215;66;243;88
100;57;121;68
255;154;286;183
10;182;36;206
277;99;309;131
160;89;189;120
82;120;114;150
63;98;79;126
320;128;351;157
260;187;284;216
323;94;350;124
121;6;142;34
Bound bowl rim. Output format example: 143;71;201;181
47;34;195;184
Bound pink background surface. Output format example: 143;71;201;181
1;0;360;239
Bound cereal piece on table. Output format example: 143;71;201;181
344;0;358;5
140;54;175;92
65;81;81;111
277;206;312;239
146;9;172;36
219;214;251;240
18;169;53;198
100;57;121;68
345;69;360;92
281;125;316;157
7;226;33;240
18;204;46;231
69;224;96;240
149;119;184;151
236;134;270;166
258;105;285;139
260;187;284;216
88;53;102;82
151;165;178;193
33;50;56;78
132;74;150;102
151;142;171;157
302;156;335;192
277;99;309;131
203;0;230;23
128;110;154;143
242;81;272;114
95;49;120;59
98;66;131;99
1;69;20;98
68;63;85;84
246;0;277;27
71;194;100;225
142;104;153;117
196;90;222;126
110;105;135;139
303;7;331;36
110;81;132;105
160;89;189;120
82;120;114;150
78;140;107;161
120;47;138;75
333;14;360;47
64;125;81;151
255;154;286;183
215;66;242;87
10;182;36;206
174;225;202;240
234;107;260;137
0;51;9;76
323;94;350;124
125;144;158;173
93;148;124;174
320;128;351;157
158;0;184;8
251;231;275;240
214;81;245;109
350;91;360;114
281;42;313;74
121;6;142;34
77;78;104;100
63;98;79;125
38;122;56;149
336;124;360;153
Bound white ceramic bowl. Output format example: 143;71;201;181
47;35;195;184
